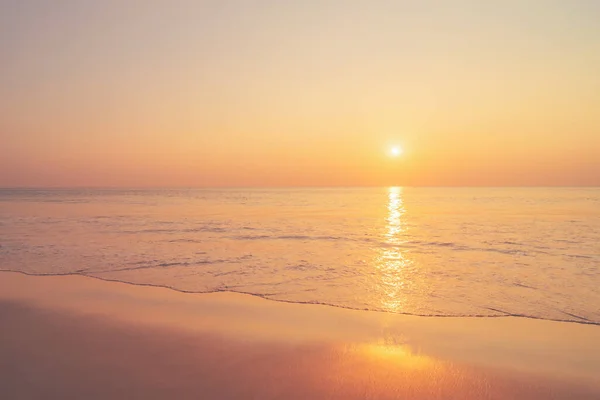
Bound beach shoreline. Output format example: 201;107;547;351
1;271;599;399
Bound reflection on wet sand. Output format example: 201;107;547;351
360;341;435;370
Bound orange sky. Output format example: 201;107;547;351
1;1;599;187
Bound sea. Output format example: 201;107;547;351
1;187;598;325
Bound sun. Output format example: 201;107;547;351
390;146;403;157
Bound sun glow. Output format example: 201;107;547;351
390;146;403;157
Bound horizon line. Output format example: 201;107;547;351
1;185;599;190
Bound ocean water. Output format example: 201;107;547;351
1;187;599;325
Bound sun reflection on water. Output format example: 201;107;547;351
375;187;414;313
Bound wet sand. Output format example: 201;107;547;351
1;271;599;399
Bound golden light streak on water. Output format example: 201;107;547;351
375;187;415;313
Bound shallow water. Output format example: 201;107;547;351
1;187;599;324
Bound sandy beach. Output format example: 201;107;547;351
1;271;598;399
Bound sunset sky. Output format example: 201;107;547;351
1;1;599;187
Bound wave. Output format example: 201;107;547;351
77;256;246;274
120;227;228;234
222;235;566;259
226;236;528;257
48;227;590;261
95;260;230;274
229;234;353;242
2;269;598;327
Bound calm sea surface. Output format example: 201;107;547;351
1;188;598;324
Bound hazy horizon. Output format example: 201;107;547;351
2;1;599;187
2;184;600;190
